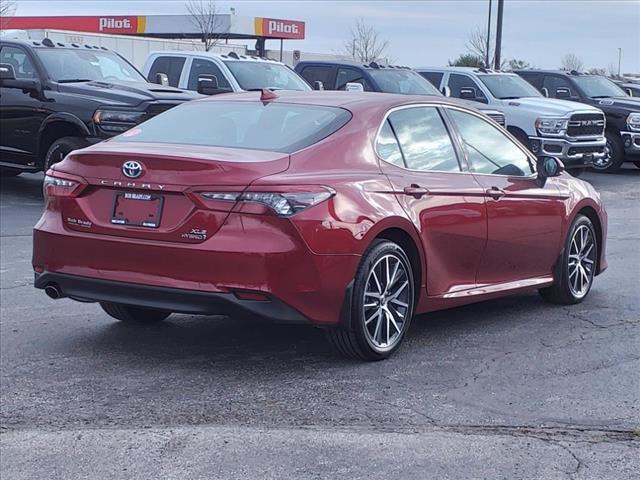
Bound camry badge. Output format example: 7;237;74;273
122;160;143;179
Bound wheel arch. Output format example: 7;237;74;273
575;205;604;275
37;114;90;164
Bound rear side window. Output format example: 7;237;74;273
387;107;460;172
299;65;336;89
116;101;352;154
187;58;231;90
375;120;404;167
148;56;185;87
420;71;443;89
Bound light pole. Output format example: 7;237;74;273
486;0;492;68
618;48;622;77
494;0;504;70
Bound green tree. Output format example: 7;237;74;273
506;59;531;71
448;54;484;67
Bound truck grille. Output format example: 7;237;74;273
145;103;181;119
567;113;605;137
486;112;506;126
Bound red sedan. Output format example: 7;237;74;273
33;91;607;360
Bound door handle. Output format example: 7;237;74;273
403;184;429;198
486;186;506;200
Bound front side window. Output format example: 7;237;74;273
448;108;534;176
224;61;310;91
542;76;574;98
37;48;145;83
0;46;37;79
387;107;460;172
187;58;231;90
336;68;372;91
115;101;350;154
298;65;336;89
448;73;485;100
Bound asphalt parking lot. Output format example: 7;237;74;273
1;168;639;479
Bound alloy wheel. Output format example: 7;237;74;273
567;224;596;298
593;140;613;170
362;254;411;350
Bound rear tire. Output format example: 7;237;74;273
100;302;171;324
539;215;597;305
592;132;624;173
44;137;89;171
325;239;415;361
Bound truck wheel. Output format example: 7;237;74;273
592;132;624;173
325;240;415;361
100;302;171;324
44;137;89;171
0;168;22;178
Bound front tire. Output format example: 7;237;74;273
326;240;415;361
539;215;597;305
592;132;625;173
44;137;89;171
100;302;171;324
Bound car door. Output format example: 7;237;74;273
376;105;487;297
0;44;45;167
445;107;565;285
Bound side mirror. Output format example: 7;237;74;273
556;87;571;99
624;88;633;97
541;87;549;98
459;87;477;99
345;82;364;92
536;156;565;186
0;63;16;80
0;63;41;94
197;74;220;95
154;72;169;86
313;80;324;91
442;85;451;97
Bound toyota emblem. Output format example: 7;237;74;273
122;160;143;179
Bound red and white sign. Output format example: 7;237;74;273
254;17;305;39
5;16;142;34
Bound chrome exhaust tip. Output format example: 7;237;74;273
44;284;62;300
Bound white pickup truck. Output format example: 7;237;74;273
416;67;607;174
142;51;310;94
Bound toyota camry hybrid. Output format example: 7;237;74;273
33;90;608;360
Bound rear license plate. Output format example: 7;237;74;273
111;192;163;228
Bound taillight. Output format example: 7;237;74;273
197;187;335;217
43;172;86;198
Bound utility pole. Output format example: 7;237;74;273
486;0;492;68
494;0;504;70
618;47;622;77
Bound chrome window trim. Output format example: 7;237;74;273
374;102;539;179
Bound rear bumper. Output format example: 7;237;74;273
32;212;361;325
35;272;308;323
529;136;606;168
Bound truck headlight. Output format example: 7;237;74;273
535;117;568;136
93;110;145;133
627;112;640;132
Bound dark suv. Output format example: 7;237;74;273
295;60;506;126
516;70;640;172
0;38;198;177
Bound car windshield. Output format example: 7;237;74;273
36;48;145;83
478;74;542;99
224;61;310;91
368;69;442;95
573;76;627;98
115;101;351;153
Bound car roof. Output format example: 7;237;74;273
296;59;412;70
414;66;516;76
149;50;285;65
198;90;483;113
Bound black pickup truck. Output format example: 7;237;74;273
516;70;640;172
0;37;198;177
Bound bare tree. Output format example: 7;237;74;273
466;27;493;68
0;0;15;17
186;0;221;51
560;53;584;72
343;18;389;64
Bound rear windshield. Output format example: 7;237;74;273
115;101;351;153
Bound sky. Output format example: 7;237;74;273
7;0;640;73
